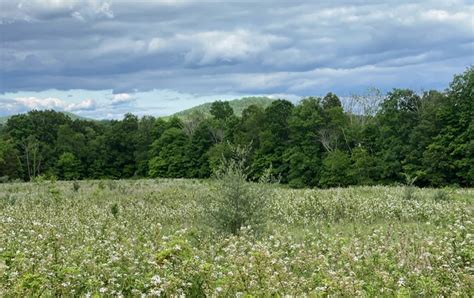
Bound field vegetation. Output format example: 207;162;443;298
1;178;472;296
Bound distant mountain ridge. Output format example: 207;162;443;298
171;96;274;119
0;97;276;124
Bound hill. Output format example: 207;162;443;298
171;96;274;119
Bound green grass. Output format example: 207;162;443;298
0;180;473;296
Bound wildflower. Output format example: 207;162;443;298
150;289;162;296
151;275;162;285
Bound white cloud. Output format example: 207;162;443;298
1;0;472;107
111;93;135;105
182;30;288;65
421;9;472;25
148;38;168;53
70;98;96;111
146;30;288;65
1;0;114;22
13;97;96;111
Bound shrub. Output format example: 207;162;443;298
433;189;449;202
402;173;417;200
403;186;417;200
110;203;119;218
208;144;273;235
72;181;80;192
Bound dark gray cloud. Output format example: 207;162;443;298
0;0;473;117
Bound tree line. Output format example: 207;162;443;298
0;67;472;187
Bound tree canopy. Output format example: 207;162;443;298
0;67;472;187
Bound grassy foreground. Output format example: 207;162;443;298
0;179;473;296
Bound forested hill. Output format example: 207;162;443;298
0;67;472;188
0;97;274;124
172;96;274;118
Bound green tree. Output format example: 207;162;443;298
102;113;139;178
135;116;156;177
234;104;265;148
320;150;352;187
253;99;294;182
6;110;71;179
349;146;378;185
423;67;474;186
210;101;234;120
375;89;421;183
148;127;191;178
0;138;20;180
208;145;271;234
56;152;81;180
285;97;325;188
188;120;215;178
322;92;342;109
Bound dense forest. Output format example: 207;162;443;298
0;67;472;187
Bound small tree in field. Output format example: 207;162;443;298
209;144;272;235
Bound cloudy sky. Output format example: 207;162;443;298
1;0;473;119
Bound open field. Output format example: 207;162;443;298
1;179;473;296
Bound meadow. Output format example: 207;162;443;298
1;179;473;296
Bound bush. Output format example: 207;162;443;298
403;186;417;200
208;145;273;235
110;203;119;218
72;181;80;192
433;189;449;202
402;173;418;200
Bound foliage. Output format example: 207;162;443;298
172;96;274;119
320;150;352;187
56;152;81;180
148;127;191;178
0;180;472;296
210;101;234;120
208;145;272;234
0;68;472;187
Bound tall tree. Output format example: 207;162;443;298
148;127;191;178
285;97;325;188
135;116;156;177
253;99;294;182
0;138;20;180
423;67;474;186
375;89;422;183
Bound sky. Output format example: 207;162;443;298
0;0;473;119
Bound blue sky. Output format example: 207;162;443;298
1;0;473;119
